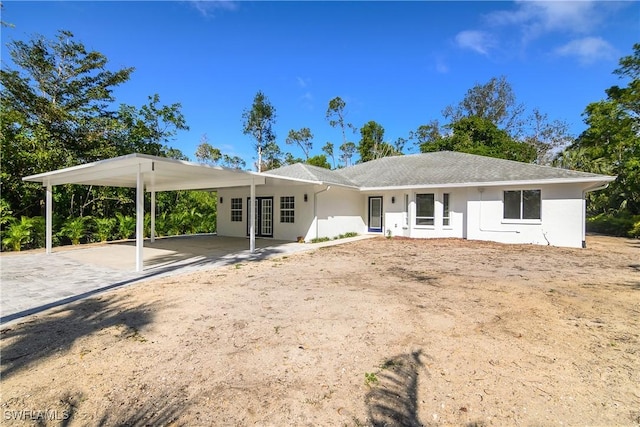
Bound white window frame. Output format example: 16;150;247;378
415;193;435;226
231;197;243;222
442;193;451;227
280;196;295;223
503;189;541;221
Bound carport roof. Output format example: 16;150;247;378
22;153;275;191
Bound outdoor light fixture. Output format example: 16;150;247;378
304;193;308;202
219;196;223;204
391;196;396;204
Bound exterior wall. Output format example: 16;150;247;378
465;183;585;248
218;181;587;248
314;186;366;240
366;189;466;238
217;184;365;242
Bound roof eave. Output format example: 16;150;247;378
358;176;617;192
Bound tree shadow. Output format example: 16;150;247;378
365;350;426;427
94;392;189;426
0;241;292;325
0;295;156;381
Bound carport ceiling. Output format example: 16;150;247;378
23;153;266;191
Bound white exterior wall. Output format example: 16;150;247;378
465;183;586;248
314;186;366;240
218;181;588;248
217;184;365;242
368;189;466;238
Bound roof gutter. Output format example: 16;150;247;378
358;176;617;192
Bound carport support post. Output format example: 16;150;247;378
250;179;256;253
136;166;144;272
45;181;52;254
150;188;156;243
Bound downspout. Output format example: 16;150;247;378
581;181;612;248
314;185;331;239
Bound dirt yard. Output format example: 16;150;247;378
1;235;639;426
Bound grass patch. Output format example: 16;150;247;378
311;232;358;243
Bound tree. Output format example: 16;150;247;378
242;91;276;172
285;127;314;160
195;134;222;165
221;154;246;170
419;116;536;163
259;141;284;171
443;75;524;135
306;154;331;169
358;121;399;162
0;30;189;220
0;30;134;216
410;121;442;149
558;44;640;217
339;142;357;167
326;96;355;144
522;108;573;165
322;142;336;169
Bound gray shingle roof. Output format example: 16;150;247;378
263;163;358;187
265;151;614;188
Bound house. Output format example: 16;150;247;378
23;151;615;271
217;151;615;248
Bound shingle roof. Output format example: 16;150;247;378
263;163;358;187
265;151;614;189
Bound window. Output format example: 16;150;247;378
443;193;450;226
503;190;541;220
415;193;435;226
280;196;295;223
404;194;409;227
231;198;242;222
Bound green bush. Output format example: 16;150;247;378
94;217;116;242
586;212;639;237
2;217;33;251
60;216;90;245
115;212;136;240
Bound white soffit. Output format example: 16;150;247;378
23;153;266;191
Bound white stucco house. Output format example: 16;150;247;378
217;151;615;249
24;151;615;271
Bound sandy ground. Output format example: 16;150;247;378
1;235;639;426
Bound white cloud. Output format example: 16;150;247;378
435;58;449;74
454;30;495;55
190;1;238;17
487;0;614;42
296;76;311;88
555;36;617;65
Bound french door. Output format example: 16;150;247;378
246;197;273;238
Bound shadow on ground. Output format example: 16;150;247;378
365;350;426;427
0;242;292;325
0;295;156;381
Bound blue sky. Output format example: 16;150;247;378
2;1;638;168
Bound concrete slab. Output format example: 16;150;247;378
0;234;375;326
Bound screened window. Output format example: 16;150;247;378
504;190;541;220
416;193;435;226
231;198;243;222
280;196;295;223
443;193;450;226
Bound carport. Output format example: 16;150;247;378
23;153;266;272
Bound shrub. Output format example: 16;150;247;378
60;216;89;245
94;217;116;242
586;212;637;237
115;212;136;240
2;217;33;251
